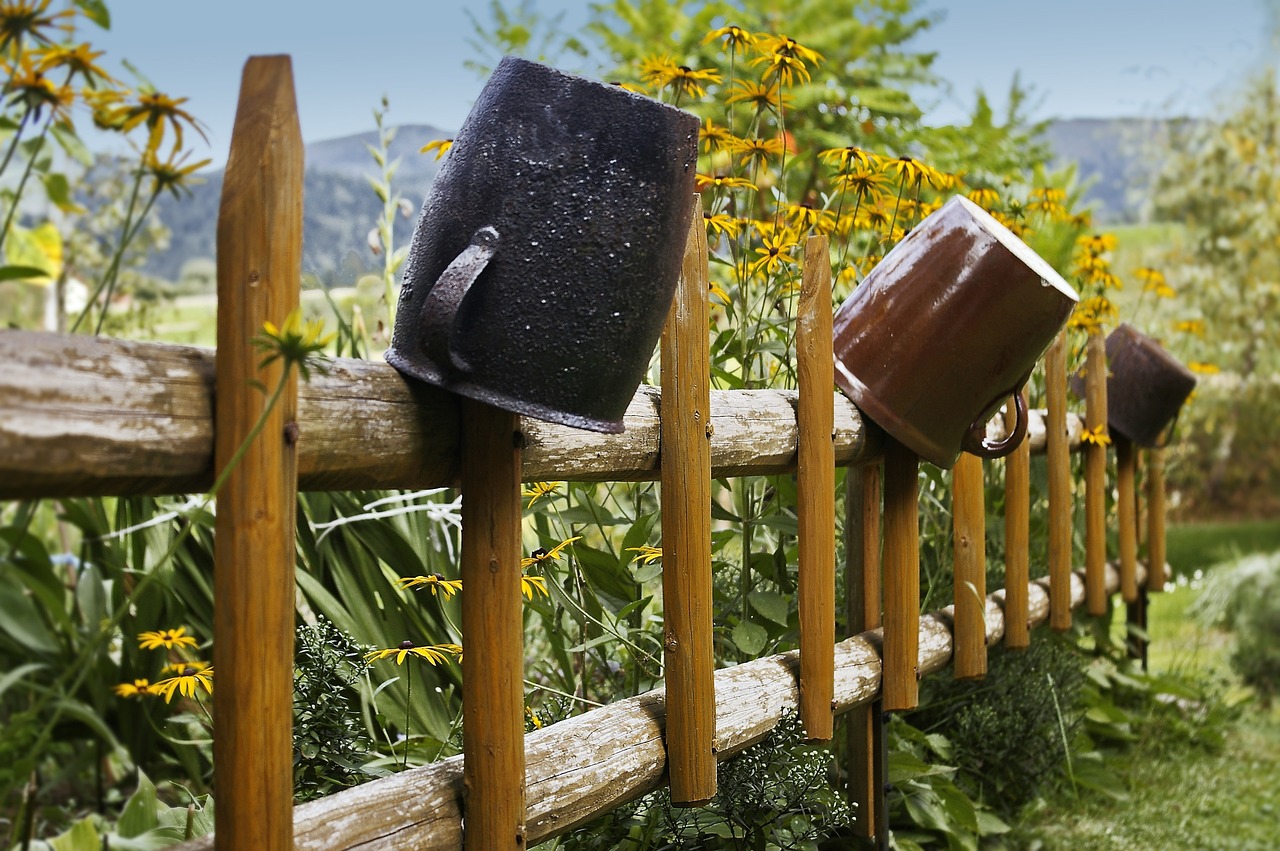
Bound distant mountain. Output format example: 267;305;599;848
146;117;1168;284
1041;117;1186;223
147;124;452;284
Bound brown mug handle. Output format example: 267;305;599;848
961;388;1028;459
420;225;500;374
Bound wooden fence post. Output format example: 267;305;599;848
797;235;835;742
844;464;885;842
1084;331;1109;616
952;452;986;679
460;400;526;849
661;197;716;805
1004;395;1031;650
882;439;919;711
1116;436;1138;603
1146;448;1167;592
1046;330;1073;631
213;55;302;851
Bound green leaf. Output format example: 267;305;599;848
51;123;93;165
902;787;951;833
710;499;741;522
887;751;954;783
49;815;100;851
42;172;85;214
975;810;1011;836
73;0;111;28
630;562;662;583
615;596;651;619
0;264;52;282
0;573;59;653
731;620;767;655
748;589;790;626
117;770;159;837
0;662;45;700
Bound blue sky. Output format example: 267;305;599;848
87;1;1273;165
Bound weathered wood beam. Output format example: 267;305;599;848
177;559;1144;851
0;331;1086;500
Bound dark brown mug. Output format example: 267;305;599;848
1076;323;1197;447
385;56;700;433
832;195;1079;469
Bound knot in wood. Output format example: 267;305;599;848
664;634;679;652
513;429;528;450
488;557;500;574
247;270;260;286
705;422;715;438
283;421;300;445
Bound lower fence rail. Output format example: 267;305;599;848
179;559;1155;850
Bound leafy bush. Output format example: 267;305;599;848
1196;550;1280;706
293;619;374;801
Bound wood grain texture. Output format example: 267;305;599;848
179;558;1141;851
212;55;302;851
0;335;1095;500
952;452;987;680
1116;436;1138;603
1046;330;1074;631
1004;397;1031;650
1084;332;1109;616
659;200;716;805
882;439;919;711
460;401;526;849
796;235;836;742
1146;448;1167;592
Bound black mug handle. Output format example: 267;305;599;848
419;225;500;374
961;387;1028;459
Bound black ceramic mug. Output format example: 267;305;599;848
1080;323;1197;447
385;56;700;433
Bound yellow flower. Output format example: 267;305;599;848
107;90;209;155
703;24;756;51
366;641;462;666
254;308;335;381
882;155;943;189
521;536;582;569
1077;232;1117;254
0;0;73;53
1136;267;1173;297
523;481;560;508
695;173;756;191
113;678;155;698
703;212;741;239
664;64;721;101
399;573;463;598
708;279;732;304
137;627;199;651
151;666;214;703
1026;186;1067;219
749;232;798;277
144;148;212;199
627;545;663;565
726;135;785;170
751;34;822;86
835;168;889;201
725;79;787;113
699;118;734;155
420;138;453;160
2;54;74;126
638;54;679;90
819;146;879;172
521;573;548;600
785;202;835;233
33;42;113;87
1188;361;1220;375
1175;318;1206;337
966;187;1000;209
161;660;210;676
1080;424;1111;447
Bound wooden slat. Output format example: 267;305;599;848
659;199;716;805
1146;448;1168;592
212;55;303;851
459;401;526;849
881;438;919;711
179;559;1142;851
952;452;987;680
0;331;1085;499
1084;332;1109;616
1116;436;1138;603
1046;330;1074;631
1004;396;1031;649
797;235;836;741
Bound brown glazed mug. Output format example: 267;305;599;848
1083;323;1197;447
385;56;700;433
832;195;1079;469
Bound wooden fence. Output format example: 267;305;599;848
0;57;1170;850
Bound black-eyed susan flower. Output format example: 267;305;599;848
695;173;756;191
144;148;212;199
819;146;880;173
420;138;452;160
703;212;741;240
882;155;943;189
253;308;335;381
627;545;662;565
161;660;210;676
703;24;756;51
749;232;798;276
106;90;208;155
725;79;788;113
665;64;721;101
708;279;732;304
638;54;680;90
727;135;785;170
138;626;199;651
785;202;835;233
966;187;1000;209
151;666;214;703
399;573;463;598
700;117;734;155
834;168;889;201
1188;361;1219;375
1077;233;1117;254
521;536;582;569
1136;267;1175;298
3;55;74;126
752;34;822;86
113;678;155;698
33;42;113;87
1080;424;1111;447
525;706;544;730
520;573;548;600
0;0;74;53
366;640;462;666
523;481;559;508
1175;319;1206;337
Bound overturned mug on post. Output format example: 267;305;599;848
1078;322;1197;447
832;195;1079;469
386;56;700;433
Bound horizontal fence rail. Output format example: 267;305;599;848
178;560;1153;851
0;330;1085;499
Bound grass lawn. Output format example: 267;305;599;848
1013;522;1280;848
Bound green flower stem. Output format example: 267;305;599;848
22;366;294;768
68;166;153;334
0;106;32;181
0;115;52;252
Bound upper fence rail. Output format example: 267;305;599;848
0;330;1085;500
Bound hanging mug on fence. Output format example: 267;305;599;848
1073;322;1197;447
385;56;700;433
832;194;1079;469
